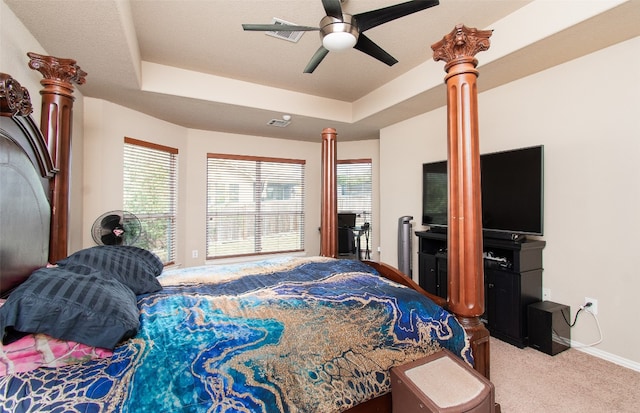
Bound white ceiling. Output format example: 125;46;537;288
5;0;640;142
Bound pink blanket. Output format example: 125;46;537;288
0;299;112;375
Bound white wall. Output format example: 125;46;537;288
380;36;640;366
1;1;44;114
83;99;311;267
82;98;188;260
380;109;448;269
82;99;382;267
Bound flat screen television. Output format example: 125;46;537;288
422;145;544;238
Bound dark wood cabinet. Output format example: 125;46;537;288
416;231;545;348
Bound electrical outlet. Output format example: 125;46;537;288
192;250;198;258
584;297;598;315
543;288;551;301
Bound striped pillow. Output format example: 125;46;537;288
57;246;163;295
0;266;139;349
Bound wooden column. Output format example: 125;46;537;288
28;53;86;263
432;24;493;378
320;127;338;258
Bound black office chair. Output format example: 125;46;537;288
338;227;356;257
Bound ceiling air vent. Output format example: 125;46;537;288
267;118;291;128
265;18;305;43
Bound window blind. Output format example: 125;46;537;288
207;153;305;259
123;137;178;265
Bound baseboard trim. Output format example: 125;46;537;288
571;340;640;372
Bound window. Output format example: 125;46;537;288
337;159;372;258
207;153;305;259
123;137;178;265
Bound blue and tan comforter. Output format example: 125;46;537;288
1;256;471;412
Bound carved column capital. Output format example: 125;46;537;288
27;52;87;87
431;24;493;72
0;73;33;117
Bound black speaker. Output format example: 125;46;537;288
528;301;571;355
397;216;413;276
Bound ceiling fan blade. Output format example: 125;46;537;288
242;24;319;32
304;46;330;74
322;0;344;20
354;34;398;67
354;0;439;32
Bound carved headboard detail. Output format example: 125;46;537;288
0;73;55;296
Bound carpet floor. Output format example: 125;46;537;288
490;337;640;412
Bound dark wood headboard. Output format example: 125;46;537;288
0;73;56;297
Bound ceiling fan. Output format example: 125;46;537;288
242;0;439;73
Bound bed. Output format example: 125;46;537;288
1;24;493;413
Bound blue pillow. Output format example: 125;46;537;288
57;246;163;295
0;266;139;349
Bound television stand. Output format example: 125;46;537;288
416;230;545;348
426;226;447;234
483;230;527;243
428;227;529;242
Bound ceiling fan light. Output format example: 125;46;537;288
319;14;359;52
322;31;357;51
